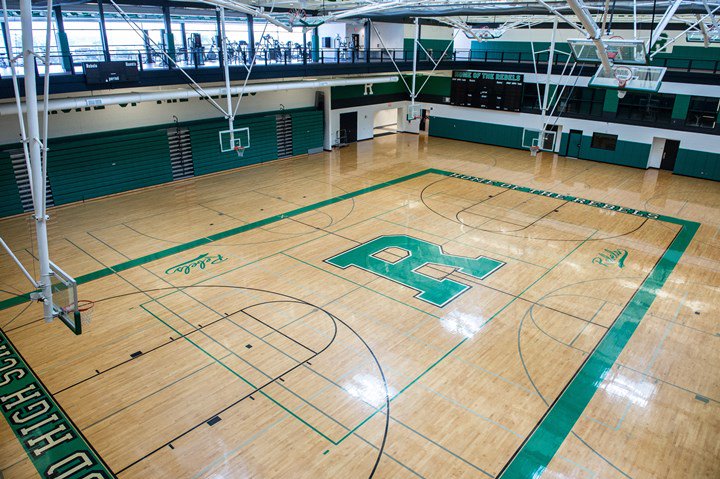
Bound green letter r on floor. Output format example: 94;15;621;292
326;235;504;307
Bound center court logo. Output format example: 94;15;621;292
325;235;504;307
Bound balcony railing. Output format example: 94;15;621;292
1;45;718;79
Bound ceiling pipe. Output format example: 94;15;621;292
0;75;399;116
566;0;614;74
199;0;292;32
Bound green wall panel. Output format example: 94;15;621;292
429;116;525;149
579;136;650;168
0;151;23;217
674;149;720;180
470;41;572;62
47;129;172;205
403;38;453;60
418;75;451;97
189;115;278;176
291;110;324;156
470;41;720;66
430;116;652;170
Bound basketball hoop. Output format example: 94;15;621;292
614;65;633;89
606;35;623;61
289;8;306;25
65;299;95;326
233;145;245;158
530;145;540;157
477;27;494;40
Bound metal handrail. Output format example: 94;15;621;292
1;46;718;76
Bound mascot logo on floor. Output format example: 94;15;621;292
326;235;504;307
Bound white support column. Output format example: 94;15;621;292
410;17;419;105
219;7;234;141
21;0;53;321
322;87;334;151
542;17;558;121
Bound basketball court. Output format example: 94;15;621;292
1;135;718;478
1;1;719;478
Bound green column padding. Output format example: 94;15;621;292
165;32;176;62
603;91;619;113
671;95;691;120
57;31;72;72
312;30;319;62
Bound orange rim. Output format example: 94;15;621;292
76;300;95;312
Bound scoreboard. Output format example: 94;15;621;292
83;61;139;85
450;71;524;112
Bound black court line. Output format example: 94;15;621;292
287;216;363;245
377;248;608;329
421;177;650;242
498;226;681;478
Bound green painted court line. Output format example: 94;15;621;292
139;303;338;444
498;222;699;478
0;169;433;312
0;167;702;478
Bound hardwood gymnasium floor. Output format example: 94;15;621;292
0;133;718;479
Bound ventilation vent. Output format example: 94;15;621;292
167;127;194;180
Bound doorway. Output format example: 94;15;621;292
419;109;430;133
373;109;398;137
565;130;583;158
660;139;680;171
339;112;358;143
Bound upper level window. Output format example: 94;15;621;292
617;92;674;124
685;96;719;129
